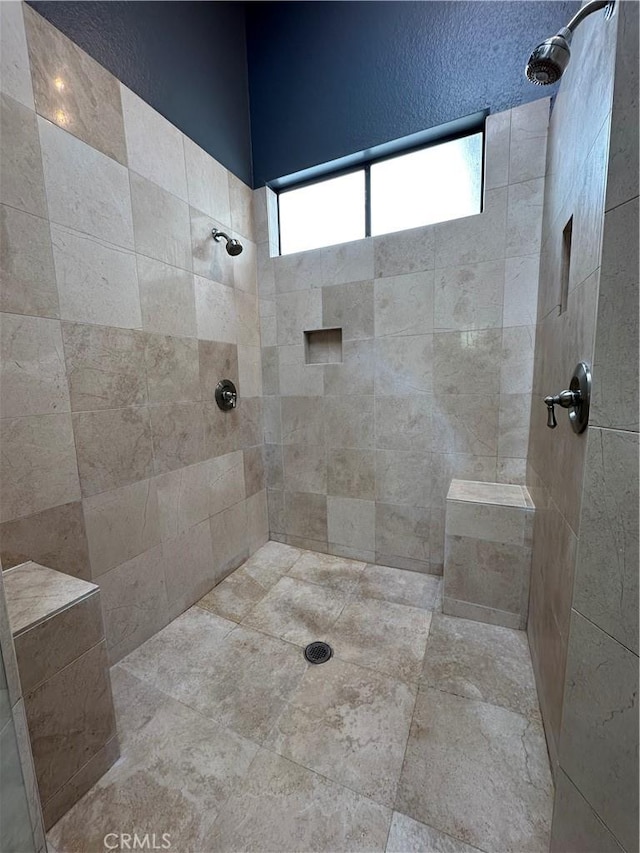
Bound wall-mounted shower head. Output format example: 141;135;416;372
525;0;615;85
212;228;243;256
526;29;572;85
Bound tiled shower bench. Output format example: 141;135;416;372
443;480;535;630
4;562;119;829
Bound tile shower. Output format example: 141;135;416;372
256;99;547;572
0;2;637;852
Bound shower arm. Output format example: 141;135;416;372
564;0;614;38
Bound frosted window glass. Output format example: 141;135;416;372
370;133;483;235
279;171;365;255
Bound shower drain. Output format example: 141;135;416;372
304;641;333;665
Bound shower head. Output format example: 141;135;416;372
526;29;572;85
525;0;615;86
212;229;243;256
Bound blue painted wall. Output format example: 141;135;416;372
27;1;253;186
246;1;579;186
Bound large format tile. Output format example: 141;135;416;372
48;697;257;853
144;334;199;403
13;591;103;693
375;503;430;570
243;575;346;646
123;613;307;743
210;748;391;852
288;550;366;593
24;641;116;804
62;323;147;411
434;188;507;268
149;402;205;474
137;256;196;338
375;334;432;396
209;500;249;579
329;597;431;683
0;93;47;217
550;769;625;853
50;224;141;329
420;614;540;719
162;518;215;616
39;116;134;249
573;428;638;654
322;279;374;340
155;461;210;541
25;6;127;164
99;545;169;662
197;566;270;623
559;611;639;853
396;689;552;852
121;85;187;199
386;812;481;853
327;496;375;552
194;275;236;342
83;478;161;577
267;657;415;807
0;500;91;579
0;717;36;853
190;206;234;287
357;563;441;610
130;172;191;270
374;271;434;338
0;313;69;418
0;413;80;523
241;540;303;586
284;490;328;540
0;1;34;108
434;260;504;332
0;204;58;319
184;137;230;226
72;407;154;496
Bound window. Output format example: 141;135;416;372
276;127;484;256
278;171;365;255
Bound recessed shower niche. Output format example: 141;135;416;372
304;328;343;364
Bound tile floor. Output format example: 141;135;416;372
47;541;553;853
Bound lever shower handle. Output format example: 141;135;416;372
544;389;581;429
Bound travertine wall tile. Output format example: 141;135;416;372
25;7;127;165
0;205;58;319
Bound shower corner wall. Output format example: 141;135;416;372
527;1;639;850
254;96;550;575
0;3;267;667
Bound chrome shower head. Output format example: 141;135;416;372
525;0;615;86
212;229;243;256
526;30;571;85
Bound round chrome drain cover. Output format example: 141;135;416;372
304;641;333;665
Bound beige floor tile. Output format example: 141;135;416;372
288;549;367;593
48;696;258;853
117;606;237;695
243;575;348;647
395;689;552;853
328;597;432;683
420;613;541;719
209;748;391;852
241;539;304;587
386;812;482;852
109;664;182;749
356;563;442;610
196;566;270;623
119;608;307;743
266;656;415;807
